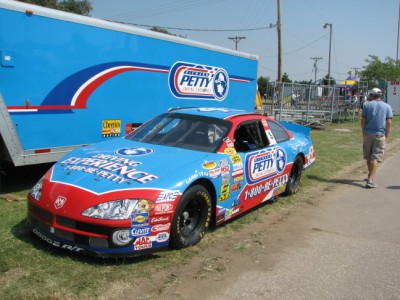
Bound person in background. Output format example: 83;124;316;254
361;88;393;188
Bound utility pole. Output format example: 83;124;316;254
228;36;246;50
310;57;323;84
397;0;400;64
351;67;360;77
277;0;282;83
323;23;332;85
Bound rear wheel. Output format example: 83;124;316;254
170;185;212;249
285;156;304;195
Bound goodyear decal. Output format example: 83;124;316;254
245;147;287;184
168;62;229;101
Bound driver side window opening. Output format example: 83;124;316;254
234;121;268;152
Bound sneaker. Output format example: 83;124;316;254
366;179;377;188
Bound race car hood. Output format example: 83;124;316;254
49;138;213;194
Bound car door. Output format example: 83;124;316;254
233;119;289;210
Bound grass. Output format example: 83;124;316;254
0;116;399;299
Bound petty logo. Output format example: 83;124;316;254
168;61;229;101
246;147;287;184
116;147;154;156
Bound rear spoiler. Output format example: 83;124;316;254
278;121;311;136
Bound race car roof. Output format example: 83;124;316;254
169;107;258;120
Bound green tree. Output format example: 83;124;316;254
296;80;312;85
321;74;335;86
17;0;92;15
150;26;171;35
257;76;270;98
359;55;400;83
281;72;292;83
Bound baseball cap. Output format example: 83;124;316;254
369;88;382;95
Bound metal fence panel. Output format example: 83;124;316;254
261;82;360;127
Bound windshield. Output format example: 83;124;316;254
125;113;231;152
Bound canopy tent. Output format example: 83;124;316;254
336;76;357;87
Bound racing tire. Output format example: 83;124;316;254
285;156;304;195
170;185;212;249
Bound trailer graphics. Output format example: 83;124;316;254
169;62;229;100
0;0;258;166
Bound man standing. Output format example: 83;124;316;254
361;88;393;188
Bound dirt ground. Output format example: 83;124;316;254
108;166;364;300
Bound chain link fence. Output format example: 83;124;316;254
259;82;363;128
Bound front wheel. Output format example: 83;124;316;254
285;156;304;195
170;185;212;249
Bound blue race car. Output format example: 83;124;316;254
27;108;315;257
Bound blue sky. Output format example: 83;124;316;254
90;0;399;82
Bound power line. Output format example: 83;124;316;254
114;21;276;32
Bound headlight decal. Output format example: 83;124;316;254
30;178;44;201
82;199;154;220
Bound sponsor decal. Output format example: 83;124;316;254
223;137;234;148
157;190;180;202
242;173;289;201
245;147;286;184
233;175;244;182
209;168;221;178
232;162;243;172
231;182;242;192
54;196;67;209
125;123;141;135
230;154;242;165
224;147;237;155
131;213;149;226
218;184;230;202
59;154;158;184
202;161;217;169
134;236;152;250
305;146;316;167
152;223;171;233
265;129;277;145
232;198;241;207
232;169;244;177
169;61;229;100
150;215;171;224
221;165;230;176
185;171;208;184
155;203;174;213
102;119;121;138
218;158;229;167
156;232;170;243
130;226;151;238
32;228;83;252
221;174;230;185
116;147;154;156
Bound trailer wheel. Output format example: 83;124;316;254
170;185;212;249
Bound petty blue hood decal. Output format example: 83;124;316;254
50;138;211;194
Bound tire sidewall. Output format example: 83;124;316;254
285;156;304;195
170;185;212;249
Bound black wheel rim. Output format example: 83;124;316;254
179;198;203;237
289;164;300;185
